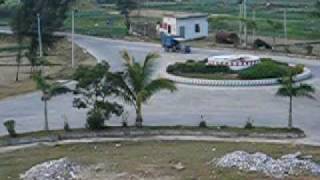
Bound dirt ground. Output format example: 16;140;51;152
0;35;96;100
2;141;320;180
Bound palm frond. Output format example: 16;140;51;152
142;52;160;85
49;85;72;97
112;72;137;107
276;87;291;97
139;78;177;102
296;84;316;99
121;50;133;66
33;74;50;92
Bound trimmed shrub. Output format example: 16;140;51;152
199;121;207;128
3;120;17;137
167;61;231;75
244;119;255;129
86;110;105;130
64;121;71;132
239;60;288;80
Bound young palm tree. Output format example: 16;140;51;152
115;51;177;127
33;74;71;131
276;71;315;129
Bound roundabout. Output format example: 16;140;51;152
163;55;313;87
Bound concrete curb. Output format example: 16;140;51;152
0;135;318;154
162;66;312;87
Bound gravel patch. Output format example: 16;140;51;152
215;151;320;178
20;158;81;180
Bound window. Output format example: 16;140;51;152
195;24;200;33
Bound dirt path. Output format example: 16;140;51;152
1;135;319;154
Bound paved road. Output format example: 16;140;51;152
0;35;320;144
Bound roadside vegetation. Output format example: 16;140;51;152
1;141;320;180
167;58;304;80
0;35;96;100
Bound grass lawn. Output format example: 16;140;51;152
1;141;320;179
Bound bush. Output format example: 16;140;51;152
3;120;17;137
239;60;289;80
244;119;255;129
64;121;71;132
86;110;105;130
199;121;207;128
167;61;231;75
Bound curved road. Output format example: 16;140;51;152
0;35;319;144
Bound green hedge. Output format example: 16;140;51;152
238;59;293;80
167;60;231;74
167;59;303;80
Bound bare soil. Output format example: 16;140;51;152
0;35;96;100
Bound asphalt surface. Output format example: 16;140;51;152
0;35;320;144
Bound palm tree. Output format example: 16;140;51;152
276;71;315;129
33;74;71;131
115;51;177;127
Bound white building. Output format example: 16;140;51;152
159;13;208;40
207;55;261;71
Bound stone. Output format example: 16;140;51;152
20;158;81;180
115;144;122;148
172;162;185;171
215;151;320;178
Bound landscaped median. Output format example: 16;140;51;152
163;58;312;87
0;126;306;147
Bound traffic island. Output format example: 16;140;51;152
164;57;312;87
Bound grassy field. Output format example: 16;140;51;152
143;0;320;40
2;0;319;40
1;141;320;179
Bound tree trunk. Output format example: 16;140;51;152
288;96;293;129
125;13;131;34
16;63;20;82
135;105;143;128
44;99;49;131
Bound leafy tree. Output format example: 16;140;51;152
0;0;4;5
115;51;177;127
276;71;316;129
33;74;71;131
10;0;72;56
116;0;138;32
73;62;123;130
11;6;25;81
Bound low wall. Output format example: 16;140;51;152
162;67;312;87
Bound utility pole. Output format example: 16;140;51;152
283;8;288;45
243;0;247;47
72;9;75;68
239;2;243;45
37;13;43;58
252;9;256;43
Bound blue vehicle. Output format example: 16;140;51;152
160;32;191;53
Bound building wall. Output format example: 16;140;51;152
176;17;208;40
162;16;208;40
163;17;177;35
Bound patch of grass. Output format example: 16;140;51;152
63;10;128;38
1;141;320;179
